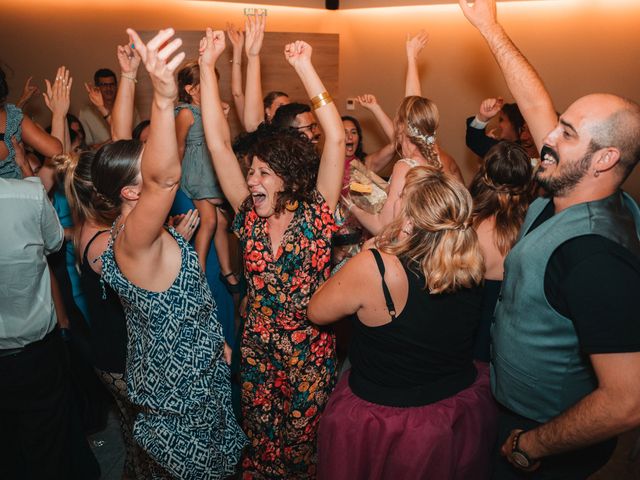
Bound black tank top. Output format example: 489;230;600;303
80;230;127;373
348;249;482;407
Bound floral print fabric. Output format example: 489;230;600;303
233;190;338;479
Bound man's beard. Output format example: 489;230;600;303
536;145;595;197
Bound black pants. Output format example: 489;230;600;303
492;404;617;480
0;331;74;480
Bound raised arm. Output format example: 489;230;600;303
16;76;38;109
243;14;267;132
120;28;184;251
111;40;141;140
346;158;410;235
405;30;429;97
227;23;246;127
356;94;396;172
43;66;72;153
285;41;345;210
200;28;250;213
459;0;557;151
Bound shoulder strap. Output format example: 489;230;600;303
370;249;396;320
82;229;109;264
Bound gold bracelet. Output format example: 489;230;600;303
312;96;333;110
310;91;330;105
121;73;137;83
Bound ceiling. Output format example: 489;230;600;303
209;0;541;10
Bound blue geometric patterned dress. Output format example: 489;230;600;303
0;104;24;179
100;224;247;479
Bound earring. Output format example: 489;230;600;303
285;200;299;212
594;170;600;178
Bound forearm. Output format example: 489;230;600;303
405;57;422;97
49;112;66;152
521;388;640;459
111;72;137;140
478;24;556;147
365;144;395;173
143;95;181;187
369;105;395;142
350;204;384;236
243;55;264;132
200;62;247;211
230;54;245;126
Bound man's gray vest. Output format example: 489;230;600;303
491;191;640;423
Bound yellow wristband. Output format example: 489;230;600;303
312;96;333;110
310;91;330;105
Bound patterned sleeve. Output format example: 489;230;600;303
232;207;249;241
307;190;339;242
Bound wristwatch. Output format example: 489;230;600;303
510;430;536;469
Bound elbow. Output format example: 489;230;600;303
307;298;328;326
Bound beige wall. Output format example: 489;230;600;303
2;0;640;197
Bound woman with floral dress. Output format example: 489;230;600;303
198;29;344;478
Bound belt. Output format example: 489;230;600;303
0;328;57;358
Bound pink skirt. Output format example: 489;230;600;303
317;363;497;480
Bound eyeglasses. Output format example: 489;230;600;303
96;82;116;89
296;123;318;133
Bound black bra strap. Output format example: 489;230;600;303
82;229;109;265
370;249;396;321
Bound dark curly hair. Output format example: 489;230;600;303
241;129;320;214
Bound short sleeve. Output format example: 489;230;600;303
306;190;338;241
232;207;249;241
560;248;640;354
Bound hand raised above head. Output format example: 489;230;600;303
459;0;498;31
84;81;103;108
226;22;244;50
244;13;265;57
199;27;226;67
478;97;504;122
406;30;429;60
44;66;72;115
127;28;184;101
17;76;39;108
117;38;141;75
356;94;378;110
284;40;312;68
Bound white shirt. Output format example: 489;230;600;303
0;177;63;348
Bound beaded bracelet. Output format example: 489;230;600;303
121;73;137;83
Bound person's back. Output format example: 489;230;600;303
349;253;481;407
0;176;73;479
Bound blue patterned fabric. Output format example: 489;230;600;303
0;104;24;179
100;224;246;479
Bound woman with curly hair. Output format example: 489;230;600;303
198;29;344;478
309;166;497;479
469;142;534;362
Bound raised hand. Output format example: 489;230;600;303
244;13;265;58
406;30;429;60
117;39;141;75
127;28;184;101
85;82;104;109
16;76;39;108
226;22;244;51
284;41;312;69
199;28;226;67
459;0;498;32
356;94;379;111
478;97;504;122
44;66;72;116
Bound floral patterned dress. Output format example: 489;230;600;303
233;190;338;479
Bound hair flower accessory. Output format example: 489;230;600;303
407;123;436;144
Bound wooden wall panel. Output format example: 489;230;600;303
135;31;339;137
